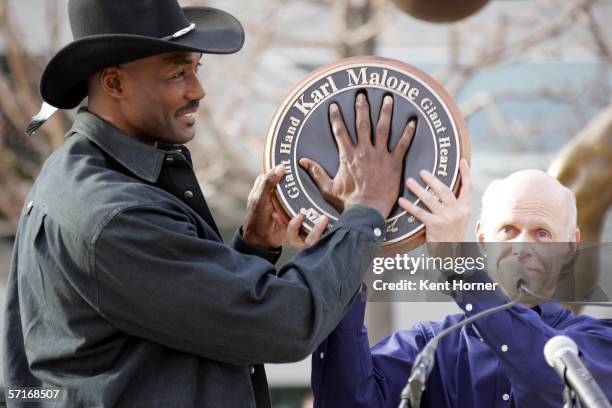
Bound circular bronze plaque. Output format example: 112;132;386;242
264;56;470;255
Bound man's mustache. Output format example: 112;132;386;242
176;101;200;116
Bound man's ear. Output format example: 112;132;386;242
475;220;485;243
100;67;128;100
572;227;581;244
563;227;581;265
475;219;487;257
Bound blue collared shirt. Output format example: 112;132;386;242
312;281;612;407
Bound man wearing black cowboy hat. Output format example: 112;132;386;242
2;1;416;407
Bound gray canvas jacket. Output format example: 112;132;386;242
2;109;385;407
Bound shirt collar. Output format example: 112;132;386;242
533;302;567;323
68;108;166;183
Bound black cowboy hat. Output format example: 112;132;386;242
40;0;245;110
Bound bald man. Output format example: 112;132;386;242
311;167;612;408
478;170;581;306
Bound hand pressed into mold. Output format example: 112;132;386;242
299;93;416;219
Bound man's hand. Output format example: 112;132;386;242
398;158;472;242
299;94;416;219
285;213;329;250
242;165;290;250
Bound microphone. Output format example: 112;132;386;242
543;336;611;408
398;277;526;408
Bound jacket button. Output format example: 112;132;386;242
184;190;194;199
249;365;255;375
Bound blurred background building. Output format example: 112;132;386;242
1;0;611;406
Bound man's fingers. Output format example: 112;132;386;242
398;197;434;224
304;215;329;248
246;174;265;203
405;177;444;213
299;158;333;194
329;103;352;158
286;213;306;249
419;169;455;205
355;93;372;146
286;213;329;249
271;211;288;229
262;164;285;194
458;158;472;204
376;95;393;150
393;118;416;160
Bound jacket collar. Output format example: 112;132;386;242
69;108;166;183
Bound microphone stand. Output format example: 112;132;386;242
398;285;526;408
526;288;611;407
398;276;612;408
563;385;583;408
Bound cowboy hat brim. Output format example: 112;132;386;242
40;7;245;109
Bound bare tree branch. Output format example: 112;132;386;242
580;7;612;63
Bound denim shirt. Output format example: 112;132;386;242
3;109;385;407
